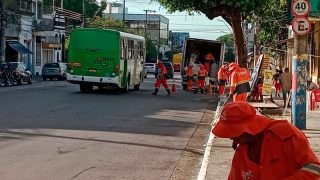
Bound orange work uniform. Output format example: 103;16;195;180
186;65;193;91
217;65;228;95
197;65;208;93
203;62;210;75
229;120;320;180
155;63;169;90
230;67;251;102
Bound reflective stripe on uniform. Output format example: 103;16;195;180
301;163;320;176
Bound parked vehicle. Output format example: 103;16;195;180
172;53;182;72
67;28;146;92
145;63;156;74
0;62;32;85
42;62;67;80
181;38;225;90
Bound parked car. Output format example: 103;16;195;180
42;62;67;80
0;62;32;85
145;63;156;74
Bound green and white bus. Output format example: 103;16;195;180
67;28;146;92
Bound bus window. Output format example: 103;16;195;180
121;38;126;59
138;42;144;59
128;40;134;59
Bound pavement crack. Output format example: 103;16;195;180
69;166;96;180
57;146;86;154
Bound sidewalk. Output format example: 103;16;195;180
205;99;320;179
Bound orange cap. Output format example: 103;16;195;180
205;53;214;60
212;102;271;138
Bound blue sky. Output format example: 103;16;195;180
99;0;232;40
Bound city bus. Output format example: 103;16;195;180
67;28;146;92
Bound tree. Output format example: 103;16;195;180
86;16;132;32
217;33;235;62
258;0;288;46
157;0;272;67
146;38;158;63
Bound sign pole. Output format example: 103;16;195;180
291;0;310;130
292;35;308;130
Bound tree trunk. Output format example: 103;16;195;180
230;12;248;68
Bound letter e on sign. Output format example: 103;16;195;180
291;0;311;17
292;17;311;36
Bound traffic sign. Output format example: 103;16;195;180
292;17;311;35
291;0;311;17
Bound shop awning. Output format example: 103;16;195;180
7;41;32;54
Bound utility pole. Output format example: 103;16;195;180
123;0;125;21
143;10;155;38
291;0;311;130
0;0;5;63
82;0;86;27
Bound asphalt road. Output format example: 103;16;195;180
0;75;217;180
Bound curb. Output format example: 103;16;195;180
197;104;223;180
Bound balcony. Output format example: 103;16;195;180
18;0;34;15
36;19;54;32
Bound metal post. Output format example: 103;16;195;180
144;10;147;37
123;0;125;21
158;18;160;58
0;0;5;63
53;0;55;13
82;0;85;27
292;35;308;130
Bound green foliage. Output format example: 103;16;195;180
258;0;288;45
158;0;271;19
86;16;132;32
217;34;235;62
146;38;158;63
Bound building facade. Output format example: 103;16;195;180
104;11;169;54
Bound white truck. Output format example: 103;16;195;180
180;38;225;90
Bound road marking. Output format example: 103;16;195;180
197;105;222;180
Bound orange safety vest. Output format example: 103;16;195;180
228;121;320;180
217;67;227;80
187;67;193;77
230;67;251;94
198;69;207;80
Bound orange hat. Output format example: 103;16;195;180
205;53;214;60
212;102;271;138
228;62;239;71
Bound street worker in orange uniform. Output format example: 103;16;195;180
197;64;208;94
186;64;193;91
229;63;251;102
204;53;214;73
217;64;228;96
152;60;171;95
212;102;320;180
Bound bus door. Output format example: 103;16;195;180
132;42;139;85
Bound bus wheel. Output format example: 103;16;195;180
80;84;93;93
134;83;140;91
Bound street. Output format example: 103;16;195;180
0;76;217;180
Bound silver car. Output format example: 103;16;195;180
42;62;67;81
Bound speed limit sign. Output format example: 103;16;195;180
292;17;311;35
291;0;311;17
